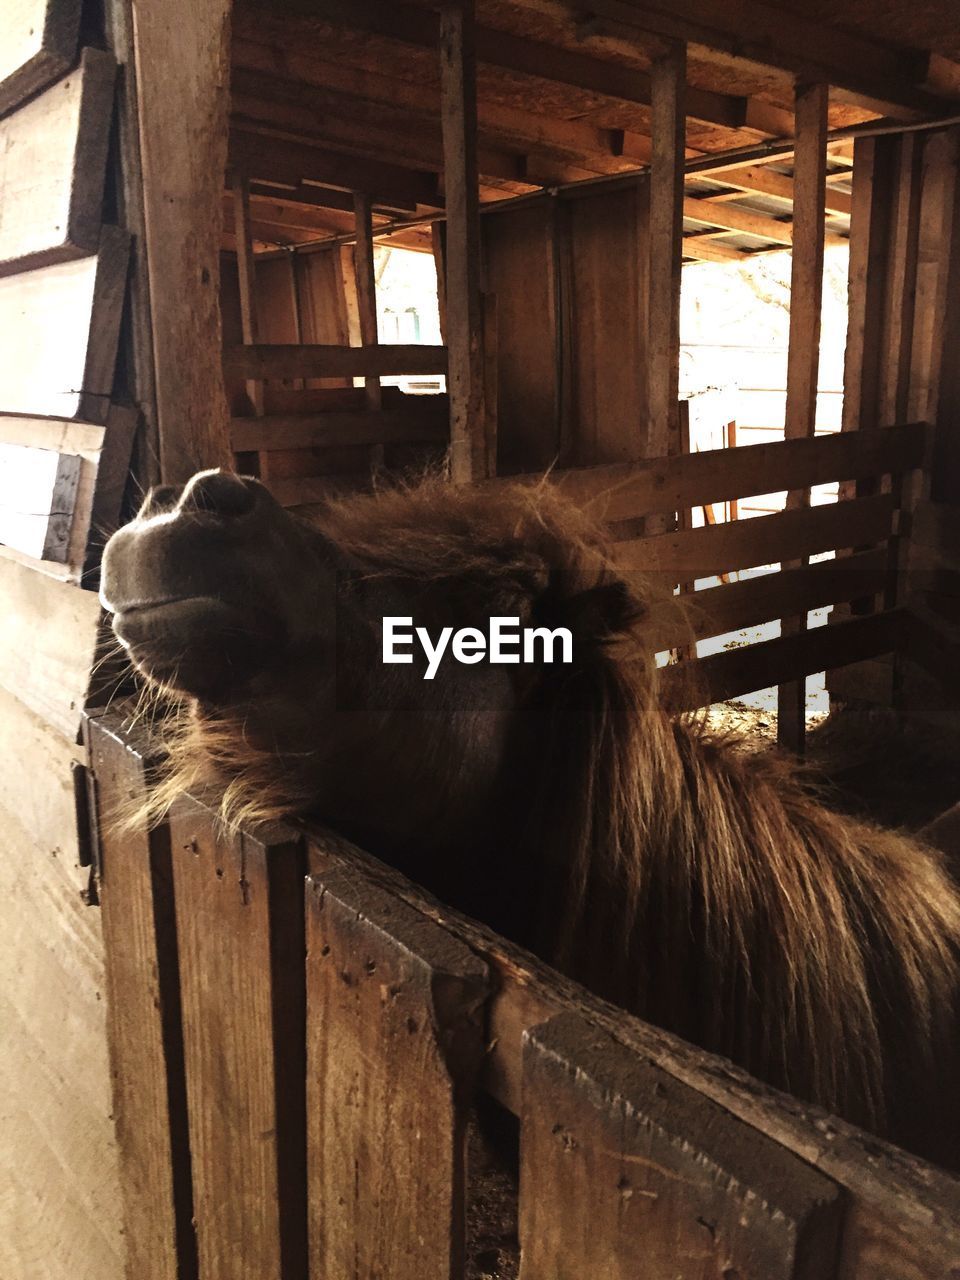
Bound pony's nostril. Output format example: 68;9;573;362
138;484;182;519
180;470;255;518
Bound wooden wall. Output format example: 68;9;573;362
0;7;129;1278
483;182;650;474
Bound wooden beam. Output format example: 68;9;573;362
778;81;828;754
230;169;266;420
684;194;793;243
647;43;685;463
231;406;449;453
224;343;447;380
133;0;234;481
229;129;442;210
254;0;747;131
537;0;943;121
353;192;382;417
697;165;853;218
440;1;486;483
682;235;748;262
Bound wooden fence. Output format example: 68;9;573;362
85;710;960;1280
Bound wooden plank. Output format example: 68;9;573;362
277;0;743;129
169;800;307;1279
0;225;130;422
0;444;80;562
85;713;196;1280
131;0;234;481
841;137;895;447
0;691;123;1280
662;610;901;710
225;342;448;380
0;0;81;115
647;44;685;462
553;0;941;120
702;164;853;218
306;832;960;1280
520;1012;843;1280
650;549;888;650
230;169;266;420
515;422;928;523
779;81;828;752
615;493;896;580
482;201;559;473
231;406;449;452
0;552;101;737
0;48;115;276
230;129;442;212
568;184;648;464
682;234;748;262
440;0;486;483
353;190;384;473
306;866;488;1279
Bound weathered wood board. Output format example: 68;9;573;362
0;226;130;421
567;183;649;465
0;757;123;1280
0;443;81;561
520;1013;843;1280
305;867;488;1280
168;800;307;1280
483;201;560;473
0;551;101;737
86;713;196;1280
0;407;135;577
0;0;81;116
0;47;115;275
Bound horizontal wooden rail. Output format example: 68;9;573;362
223;343;448;380
648;549;888;650
231;406;450;452
304;830;960;1280
616;493;896;579
659;609;902;710
524;422;929;522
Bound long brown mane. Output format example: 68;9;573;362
141;477;960;1165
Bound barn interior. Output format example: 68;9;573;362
3;1;960;1277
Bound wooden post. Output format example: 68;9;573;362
168;802;307;1280
777;82;827;755
130;0;234;482
230;169;265;419
353;191;385;469
439;0;487;483
519;1013;844;1280
646;42;686;466
306;867;488;1279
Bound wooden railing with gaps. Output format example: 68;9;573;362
84;710;960;1280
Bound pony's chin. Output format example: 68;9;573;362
113;596;282;700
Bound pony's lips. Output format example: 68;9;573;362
111;595;284;698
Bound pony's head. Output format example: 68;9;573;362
100;470;673;844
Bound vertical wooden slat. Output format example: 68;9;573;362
353;191;385;470
169;801;307;1280
230;169;265;421
777;82;827;754
519;1013;844;1280
306;867;488;1280
439;0;487;483
483;289;499;475
131;0;233;481
85;712;197;1280
647;42;685;466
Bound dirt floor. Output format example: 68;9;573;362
463;700;960;1279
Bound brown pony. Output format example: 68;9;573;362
101;469;960;1169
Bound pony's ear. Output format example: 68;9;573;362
536;576;645;646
